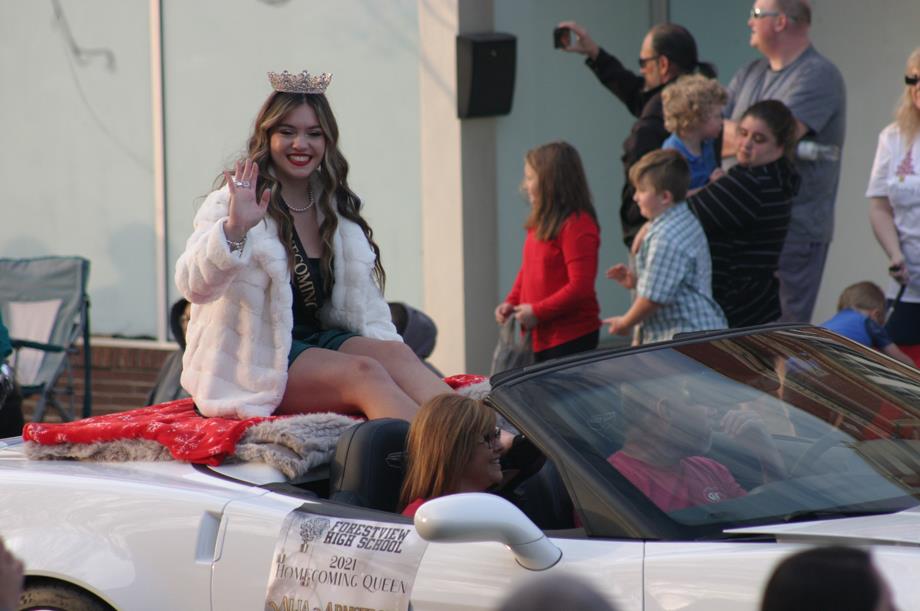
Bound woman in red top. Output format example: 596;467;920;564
399;394;503;518
495;142;601;362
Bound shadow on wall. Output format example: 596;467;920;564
1;238;53;259
91;221;158;339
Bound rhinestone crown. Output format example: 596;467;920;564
268;70;333;94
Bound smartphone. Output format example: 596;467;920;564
553;26;576;49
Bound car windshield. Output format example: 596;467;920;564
495;327;920;531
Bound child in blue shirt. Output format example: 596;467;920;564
821;281;914;366
661;74;727;193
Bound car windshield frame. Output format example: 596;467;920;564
490;325;920;539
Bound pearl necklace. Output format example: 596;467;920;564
285;185;315;213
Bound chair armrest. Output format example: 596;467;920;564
10;338;65;353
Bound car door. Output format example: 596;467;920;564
410;536;643;611
643;541;802;610
210;491;644;610
210;491;307;609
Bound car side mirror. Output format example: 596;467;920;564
413;493;562;570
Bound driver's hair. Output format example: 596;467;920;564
399;394;496;510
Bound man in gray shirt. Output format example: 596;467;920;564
723;0;845;323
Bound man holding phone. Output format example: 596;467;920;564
557;21;714;249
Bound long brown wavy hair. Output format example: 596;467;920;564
399;394;496;510
218;91;385;292
524;141;597;241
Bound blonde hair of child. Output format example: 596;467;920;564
662;74;727;134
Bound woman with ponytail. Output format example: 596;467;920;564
176;70;450;421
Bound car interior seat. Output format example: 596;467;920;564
328;418;410;513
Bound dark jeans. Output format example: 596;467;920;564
778;241;830;323
533;329;599;363
886;300;920;345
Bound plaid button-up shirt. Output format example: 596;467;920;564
635;203;727;344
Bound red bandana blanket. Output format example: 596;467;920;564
22;374;488;468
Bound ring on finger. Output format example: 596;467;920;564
232;179;251;188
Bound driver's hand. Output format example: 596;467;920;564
722;409;787;481
721;409;769;441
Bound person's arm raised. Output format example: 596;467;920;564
223;158;270;244
556;21;599;60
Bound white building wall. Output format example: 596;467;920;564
0;0;423;340
0;0;156;337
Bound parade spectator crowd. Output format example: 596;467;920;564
514;0;920;370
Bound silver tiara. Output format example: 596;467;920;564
267;70;333;94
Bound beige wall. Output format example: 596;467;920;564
809;1;920;322
418;0;500;375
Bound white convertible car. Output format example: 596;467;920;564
3;325;920;610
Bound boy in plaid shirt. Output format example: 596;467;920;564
605;149;726;344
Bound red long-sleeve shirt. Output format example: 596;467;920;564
505;212;601;352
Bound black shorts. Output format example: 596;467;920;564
288;328;358;368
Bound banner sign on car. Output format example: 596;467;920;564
265;509;428;611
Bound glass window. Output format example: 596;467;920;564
495;328;920;530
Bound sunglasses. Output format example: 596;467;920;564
480;427;501;447
750;7;781;19
907;75;920;87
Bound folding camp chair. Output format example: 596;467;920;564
0;257;91;421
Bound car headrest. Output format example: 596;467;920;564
328;418;410;513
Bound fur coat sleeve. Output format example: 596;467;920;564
175;187;293;419
320;214;400;342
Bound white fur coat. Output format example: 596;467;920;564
175;186;400;419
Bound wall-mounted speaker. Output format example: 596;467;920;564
456;32;516;119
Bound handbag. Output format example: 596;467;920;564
490;317;535;375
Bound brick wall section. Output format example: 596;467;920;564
21;344;174;422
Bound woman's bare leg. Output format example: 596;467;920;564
339;337;453;404
277;347;418;421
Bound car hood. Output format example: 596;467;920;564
726;506;920;547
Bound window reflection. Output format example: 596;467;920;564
497;328;920;528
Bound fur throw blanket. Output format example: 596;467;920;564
23;375;491;479
23;399;359;479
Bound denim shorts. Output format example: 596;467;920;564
288;328;358;368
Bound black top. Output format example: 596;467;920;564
290;229;327;336
687;157;800;327
587;48;669;248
